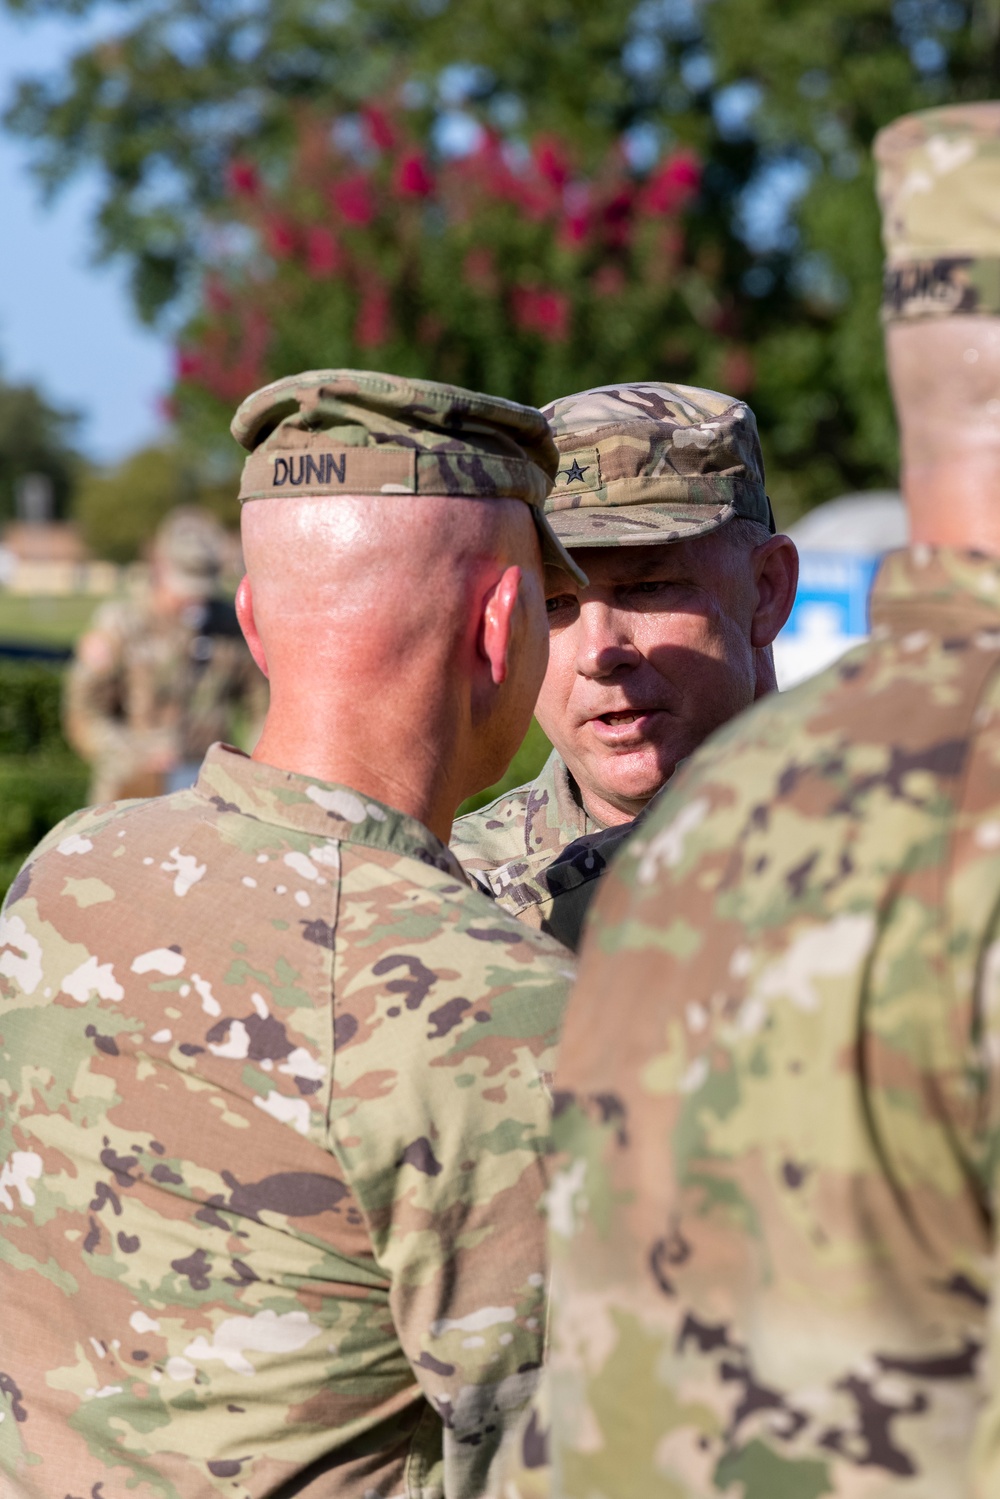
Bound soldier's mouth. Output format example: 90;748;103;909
599;711;643;725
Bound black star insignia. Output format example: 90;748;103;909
561;459;590;484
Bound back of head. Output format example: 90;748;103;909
876;104;1000;549
231;369;577;825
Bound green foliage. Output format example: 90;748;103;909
457;717;551;818
0;756;88;900
0;659;70;755
0;373;79;521
5;0;1000;516
74;444;241;562
0;659;87;900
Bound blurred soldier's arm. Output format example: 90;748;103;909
63;602;176;801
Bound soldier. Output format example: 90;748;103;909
521;103;1000;1496
65;506;267;803
0;371;583;1497
452;383;798;950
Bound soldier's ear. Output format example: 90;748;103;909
235;575;270;679
750;536;799;649
481;565;522;686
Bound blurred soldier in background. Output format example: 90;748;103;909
452;383;798;949
64;506;266;803
522;103;1000;1497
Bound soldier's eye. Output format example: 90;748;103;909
546;595;574;615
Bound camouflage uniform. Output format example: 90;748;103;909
451;751;633;952
504;108;1000;1499
0;371;580;1496
0;746;575;1497
452;383;774;950
65;510;267;804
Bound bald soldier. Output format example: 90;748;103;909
521;104;1000;1497
0;371;583;1497
452;383;798;950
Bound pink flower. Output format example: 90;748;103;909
600;190;635;250
534;136;570;190
355;285;391;348
363;106;396;153
305;226;343;278
641;148;701;216
331;174;375;227
264;215;297;259
511;285;571;342
175;349;202;381
227;159;259;198
395;151;434;198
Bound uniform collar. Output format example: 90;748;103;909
872;546;1000;621
195;744;467;880
536;750;608;838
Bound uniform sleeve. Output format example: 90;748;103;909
328;857;573;1498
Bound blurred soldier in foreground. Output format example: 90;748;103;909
520;103;1000;1497
65;506;266;803
452;383;798;949
0;371;581;1496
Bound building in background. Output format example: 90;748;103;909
773;491;907;689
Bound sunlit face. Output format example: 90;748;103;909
537;534;759;826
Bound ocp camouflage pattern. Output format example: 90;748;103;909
451;751;630;952
534;547;1000;1497
0;743;575;1497
230;368;587;585
877;103;1000;320
540;383;771;545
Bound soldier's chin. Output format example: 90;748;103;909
590;744;675;806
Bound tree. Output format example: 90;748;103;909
0;372;79;522
74;443;239;562
175;109;716;437
5;0;999;518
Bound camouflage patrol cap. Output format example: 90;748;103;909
875;103;1000;322
232;368;587;584
541;382;773;547
153;507;224;598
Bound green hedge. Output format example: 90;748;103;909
0;659;87;901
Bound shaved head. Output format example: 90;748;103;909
237;491;550;839
243;491;536;672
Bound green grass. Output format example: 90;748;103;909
0;593;108;647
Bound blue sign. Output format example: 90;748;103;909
782;551;880;640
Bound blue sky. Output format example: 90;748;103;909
0;8;170;462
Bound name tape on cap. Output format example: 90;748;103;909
241;446;417;499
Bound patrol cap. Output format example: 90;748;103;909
541;381;773;546
231;368;587;585
875;103;1000;322
154;507;224;598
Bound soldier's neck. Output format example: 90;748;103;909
904;460;1000;556
252;693;465;845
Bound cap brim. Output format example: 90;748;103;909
533;509;589;585
547;501;737;547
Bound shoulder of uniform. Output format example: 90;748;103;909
451;780;538;866
3;802;129;903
